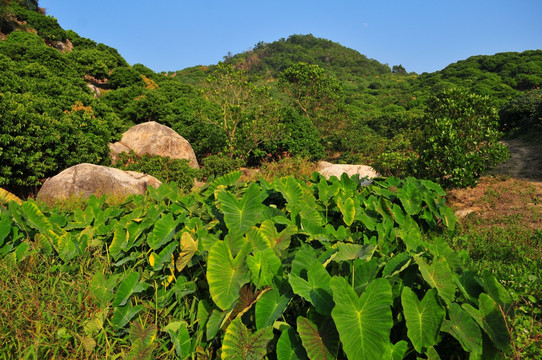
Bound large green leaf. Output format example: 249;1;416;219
21;200;52;234
482;270;513;314
113;271;148;307
330;277;393;360
441;303;482;354
462;294;510;350
109;226;127;261
274;177;304;209
258;220;297;257
296;317;338;360
165;322;192;359
438;206;456;231
383;341;409;360
57;232;85;261
206;308;228;340
255;288;291;330
90;272;120;308
217;183;263;236
353;258;380;295
207;241;250;310
288;260;333;315
149;241;177;271
276;327;308;360
416;256;456;304
147;213;180;250
326;242;375;265
401;287;445;353
397;183;423;215
112;304;144;331
221;318;273;360
247;248;282;288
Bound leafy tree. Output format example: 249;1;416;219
392;64;407;75
499;89;542;133
278;62;344;136
202;63;282;158
415;88;509;188
108;66;144;89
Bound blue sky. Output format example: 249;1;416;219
40;0;542;74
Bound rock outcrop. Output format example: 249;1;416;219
110;121;199;168
317;161;379;185
37;163;161;203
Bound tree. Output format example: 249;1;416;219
392;64;407;75
278;62;344;136
202;63;282;158
415;88;509;188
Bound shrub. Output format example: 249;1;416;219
499;89;542;134
415;88;509;188
113;151;200;191
200;154;244;179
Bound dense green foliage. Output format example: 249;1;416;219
112;151;200;191
0;2;541;191
0;173;518;358
414;89;510;188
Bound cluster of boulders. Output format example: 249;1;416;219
37;121;198;203
37;121;379;202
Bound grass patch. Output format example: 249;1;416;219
448;176;542;358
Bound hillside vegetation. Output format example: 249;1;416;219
0;2;541;359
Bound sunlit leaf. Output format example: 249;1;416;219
207;240;250;310
401;287;445;353
330;277;393;360
222;318;273;360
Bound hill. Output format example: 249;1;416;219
1;0;541;192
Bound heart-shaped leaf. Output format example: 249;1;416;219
441;303;482;354
207;241;250;310
401;286;445;353
217;183;263;236
255;288;291;330
416;256;456;304
330;277;393;360
289;260;333;315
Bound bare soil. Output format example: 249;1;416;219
448;139;542;231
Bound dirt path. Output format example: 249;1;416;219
449;138;542;224
492;138;542;199
493;138;542;182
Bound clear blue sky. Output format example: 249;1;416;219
39;0;542;74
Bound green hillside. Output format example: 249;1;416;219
0;1;541;193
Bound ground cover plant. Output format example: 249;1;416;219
0;172;520;359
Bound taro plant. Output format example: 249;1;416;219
0;172;514;359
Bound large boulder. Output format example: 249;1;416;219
317;161;379;185
110;121;199;168
37;163;161;202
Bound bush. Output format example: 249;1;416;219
499;89;542;134
200;154;244;179
415;88;509;188
0;93;116;188
113;151;200;191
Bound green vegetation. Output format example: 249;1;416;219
1;2;541;358
0;173;522;358
414;89;510;188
